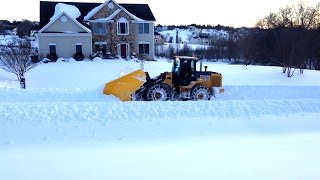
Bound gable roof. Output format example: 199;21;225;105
38;11;91;33
83;0;116;21
40;1;156;28
120;4;155;22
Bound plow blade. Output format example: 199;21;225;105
103;70;146;101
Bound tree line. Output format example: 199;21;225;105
157;2;320;77
0;19;38;37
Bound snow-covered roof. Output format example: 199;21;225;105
87;8;121;22
83;3;105;21
40;1;156;28
50;3;81;21
83;0;116;21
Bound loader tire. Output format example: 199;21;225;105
191;85;211;100
146;83;172;101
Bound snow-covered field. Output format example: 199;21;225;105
1;58;320;180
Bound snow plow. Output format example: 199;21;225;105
103;56;224;101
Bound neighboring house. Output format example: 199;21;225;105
154;31;164;46
30;24;40;37
38;12;92;59
39;0;156;60
191;33;211;45
155;24;163;32
84;0;156;60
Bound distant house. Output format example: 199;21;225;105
191;33;211;45
38;0;156;60
154;31;164;45
30;24;40;37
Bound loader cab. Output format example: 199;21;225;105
172;56;198;86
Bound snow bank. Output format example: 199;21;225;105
50;3;81;21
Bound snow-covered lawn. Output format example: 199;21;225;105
1;58;320;180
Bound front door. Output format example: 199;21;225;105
120;44;127;58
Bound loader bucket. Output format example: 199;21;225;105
103;70;146;101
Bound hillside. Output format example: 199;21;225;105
158;27;230;44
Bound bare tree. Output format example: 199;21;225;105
0;39;38;87
257;2;320;29
256;13;280;29
255;1;320;77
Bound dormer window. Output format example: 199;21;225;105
117;17;129;35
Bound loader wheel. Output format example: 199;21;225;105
146;84;172;101
191;85;211;100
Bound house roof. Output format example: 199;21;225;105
38;11;91;33
40;1;156;28
31;24;41;31
120;4;155;21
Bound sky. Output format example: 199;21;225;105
0;0;319;27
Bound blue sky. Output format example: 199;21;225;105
0;0;318;27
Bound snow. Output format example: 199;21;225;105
158;28;229;44
0;35;19;45
50;3;81;21
84;3;104;21
1;57;320;180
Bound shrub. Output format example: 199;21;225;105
73;52;84;61
47;53;58;62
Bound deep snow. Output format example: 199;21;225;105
0;58;320;180
50;3;81;21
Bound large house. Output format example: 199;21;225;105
38;0;156;60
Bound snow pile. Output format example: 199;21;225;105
50;3;81;21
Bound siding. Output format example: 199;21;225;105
44;15;87;33
38;33;92;58
135;22;155;60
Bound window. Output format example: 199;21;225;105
95;42;107;54
138;23;149;34
139;43;149;54
117;18;129;35
75;43;82;54
49;44;56;54
93;23;106;35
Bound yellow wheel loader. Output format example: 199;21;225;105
103;56;224;101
